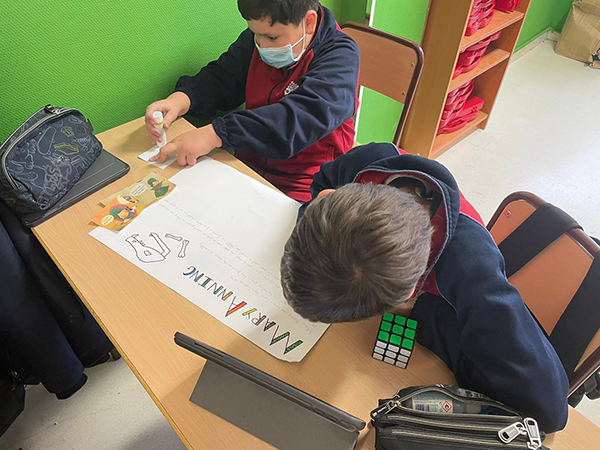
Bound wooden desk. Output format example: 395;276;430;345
33;118;600;449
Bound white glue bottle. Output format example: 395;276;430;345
152;111;168;148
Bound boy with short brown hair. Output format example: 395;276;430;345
280;142;569;433
145;0;359;203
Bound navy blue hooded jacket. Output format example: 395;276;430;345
310;143;569;433
175;4;359;202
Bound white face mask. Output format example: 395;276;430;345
255;20;307;69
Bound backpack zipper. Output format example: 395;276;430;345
380;413;512;432
388;429;528;448
380;410;542;448
373;386;522;419
0;105;77;189
378;414;541;448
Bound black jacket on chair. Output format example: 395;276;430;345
0;338;24;437
0;201;113;408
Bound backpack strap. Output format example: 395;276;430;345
498;203;581;278
497;202;600;379
549;254;600;378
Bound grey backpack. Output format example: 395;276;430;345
0;105;102;215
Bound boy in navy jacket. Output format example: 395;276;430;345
280;143;570;433
146;0;359;202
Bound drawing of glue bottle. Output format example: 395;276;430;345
152;111;168;148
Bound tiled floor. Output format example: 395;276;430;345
1;39;599;449
438;40;600;237
0;360;186;450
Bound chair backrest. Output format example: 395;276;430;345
488;192;600;395
341;22;424;146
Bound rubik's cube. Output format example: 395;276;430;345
372;313;417;369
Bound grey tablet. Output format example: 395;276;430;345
22;150;130;227
175;332;366;450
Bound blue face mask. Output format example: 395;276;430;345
255;21;307;69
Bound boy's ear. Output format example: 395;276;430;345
317;189;336;199
304;9;318;35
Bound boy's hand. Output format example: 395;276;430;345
150;124;223;166
145;92;191;144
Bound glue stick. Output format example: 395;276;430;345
152;111;168;148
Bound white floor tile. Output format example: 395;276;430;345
0;359;186;450
439;40;600;236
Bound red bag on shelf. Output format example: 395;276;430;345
466;31;502;51
438;96;485;135
444;81;474;112
496;0;521;12
465;0;496;36
454;31;502;78
445;80;474;107
438;109;481;135
454;57;483;78
473;0;495;14
479;10;495;28
458;47;487;67
440;82;478;128
454;96;485;120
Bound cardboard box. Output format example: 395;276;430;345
556;0;600;63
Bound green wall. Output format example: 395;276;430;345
551;0;574;31
517;0;574;48
321;0;343;19
1;0;247;143
356;0;429;144
323;0;368;23
0;0;343;143
342;0;369;23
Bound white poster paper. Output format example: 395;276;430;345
90;157;329;362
